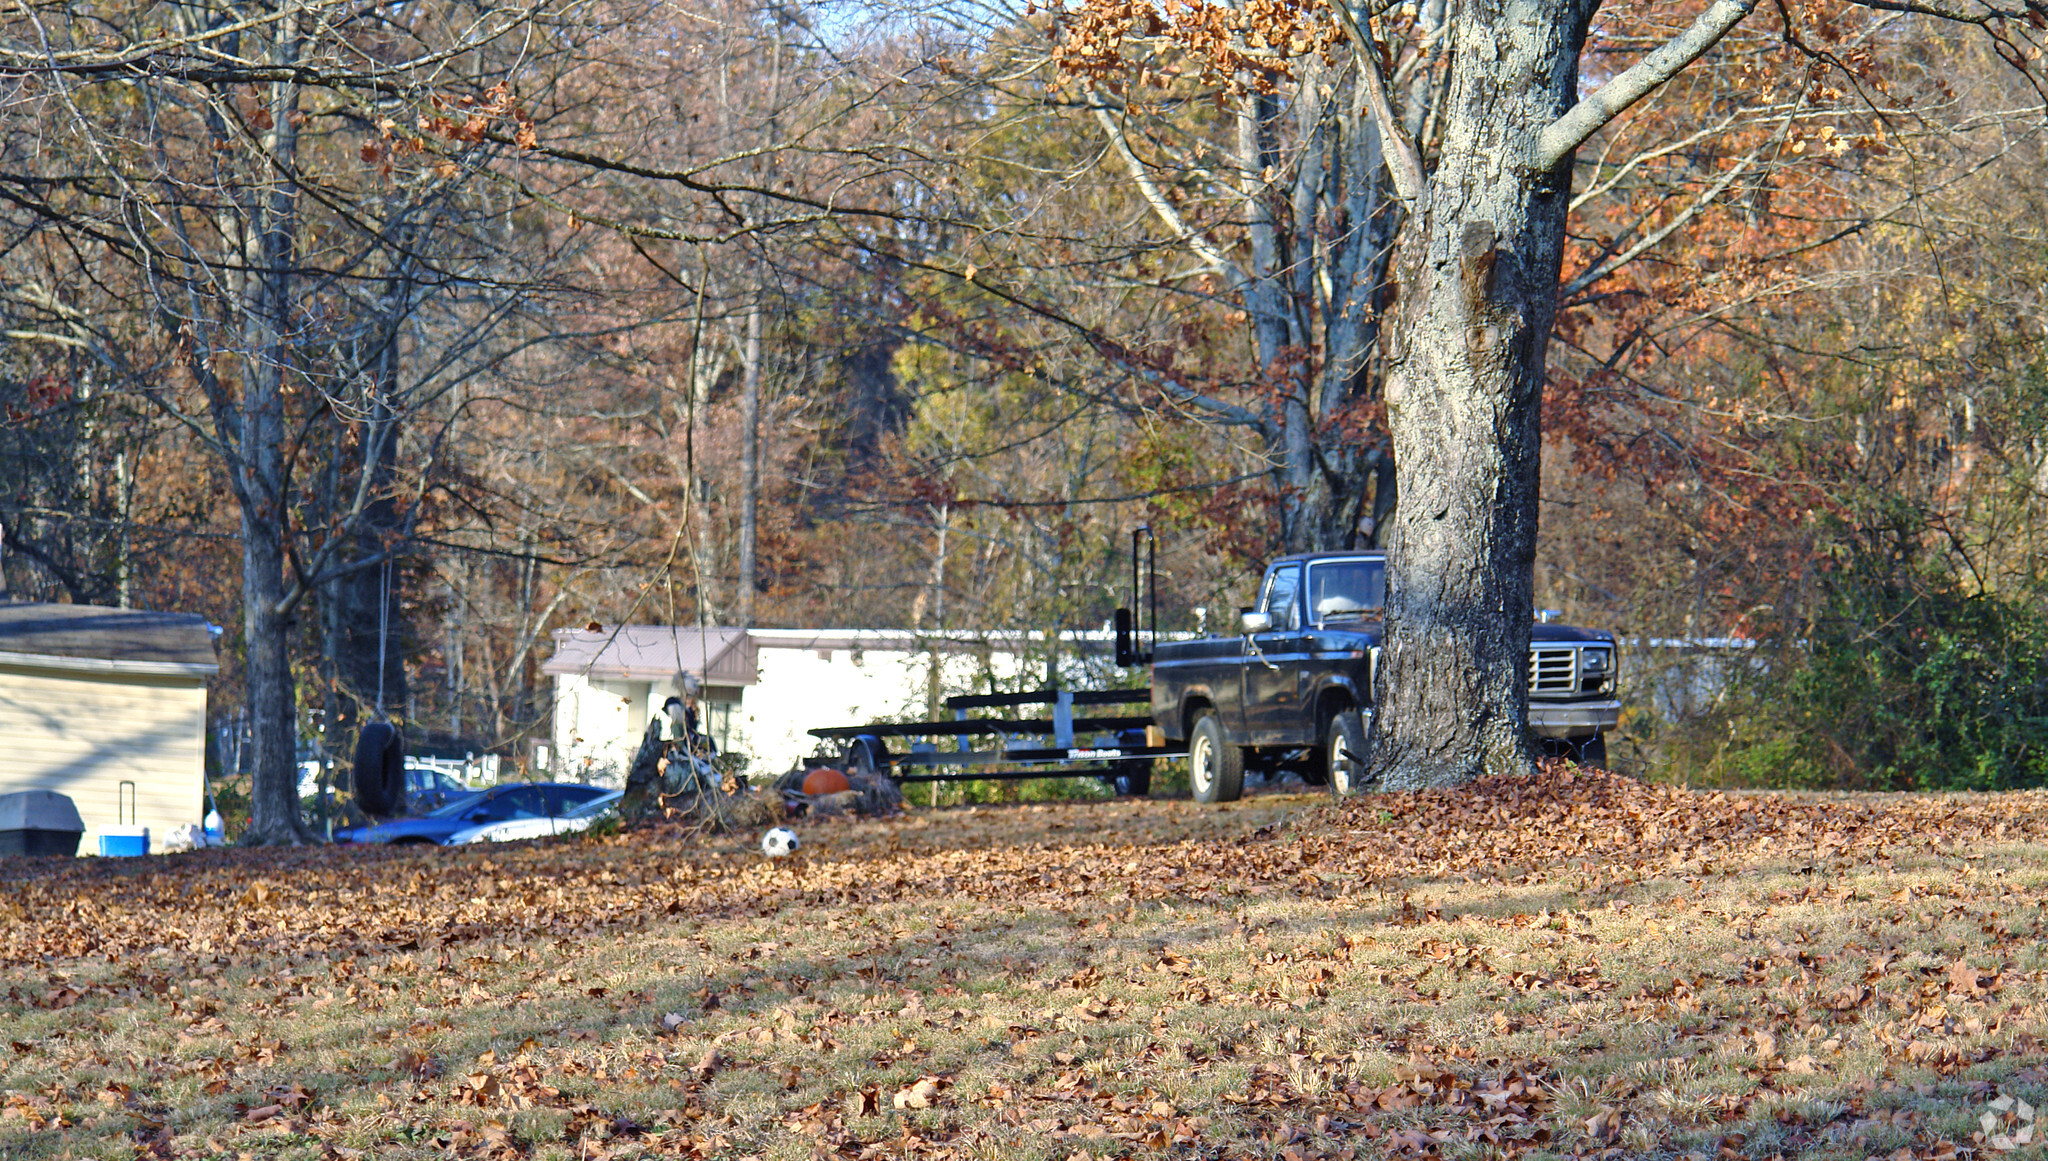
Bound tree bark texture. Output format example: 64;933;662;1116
241;496;307;843
236;9;313;844
1368;0;1596;789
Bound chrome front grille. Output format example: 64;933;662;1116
1528;647;1578;694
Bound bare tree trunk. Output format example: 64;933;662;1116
1368;0;1594;789
238;0;313;844
241;501;306;842
685;311;724;619
736;293;763;626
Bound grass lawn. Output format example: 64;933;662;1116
3;767;2046;1159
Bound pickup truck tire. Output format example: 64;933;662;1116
1325;709;1368;797
1188;712;1244;804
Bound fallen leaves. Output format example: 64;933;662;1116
5;767;2048;1160
891;1075;946;1110
1947;957;2001;998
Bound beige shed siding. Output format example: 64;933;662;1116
0;665;207;851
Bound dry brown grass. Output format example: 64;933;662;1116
3;769;2046;1160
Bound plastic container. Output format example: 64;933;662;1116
99;826;150;856
99;781;148;856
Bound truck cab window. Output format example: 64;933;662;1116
1309;558;1386;624
1260;565;1302;631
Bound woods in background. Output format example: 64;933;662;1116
2;0;2044;823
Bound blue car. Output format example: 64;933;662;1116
336;782;611;845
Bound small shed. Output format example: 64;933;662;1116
0;602;219;853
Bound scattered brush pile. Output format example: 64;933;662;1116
770;766;904;819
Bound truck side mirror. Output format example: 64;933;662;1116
1114;607;1135;667
1239;610;1272;635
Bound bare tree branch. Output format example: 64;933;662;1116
1087;95;1243;283
1536;0;1762;173
1328;1;1424;203
1854;0;2046;23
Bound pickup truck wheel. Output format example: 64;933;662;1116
1188;713;1244;804
1325;709;1369;797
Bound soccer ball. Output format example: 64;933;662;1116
760;827;801;858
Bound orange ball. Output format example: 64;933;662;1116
802;767;852;796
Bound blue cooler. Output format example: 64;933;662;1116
99;825;150;856
99;782;149;855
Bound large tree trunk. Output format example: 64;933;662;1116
1368;0;1594;789
340;389;407;718
238;7;312;844
241;499;307;843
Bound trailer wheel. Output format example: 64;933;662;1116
1105;761;1152;798
843;736;890;778
1188;712;1243;804
1324;709;1369;797
1104;729;1151;797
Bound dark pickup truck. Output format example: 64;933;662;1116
1148;551;1620;802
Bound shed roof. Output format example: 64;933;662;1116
0;602;219;678
543;626;757;685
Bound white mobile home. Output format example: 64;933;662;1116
545;626;1119;779
0;602;219;853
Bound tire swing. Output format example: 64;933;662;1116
352;720;406;817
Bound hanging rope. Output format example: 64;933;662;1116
376;556;391;716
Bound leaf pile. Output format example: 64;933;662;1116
4;768;2046;1159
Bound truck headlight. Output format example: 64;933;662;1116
1581;648;1611;675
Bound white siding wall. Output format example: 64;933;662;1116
736;646;1034;776
551;673;640;783
551;672;750;781
0;666;207;853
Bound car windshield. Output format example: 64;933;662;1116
563;792;623;820
424;790;490;819
1308;558;1386;624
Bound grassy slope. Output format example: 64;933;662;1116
2;768;2046;1160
